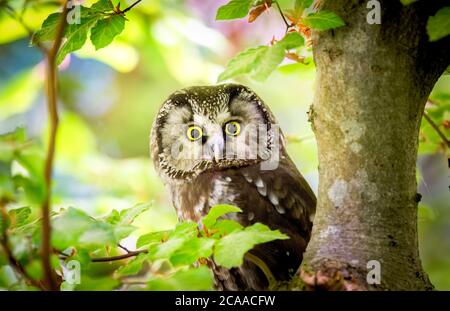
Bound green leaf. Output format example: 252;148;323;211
302;10;345;31
427;7;450;42
295;0;313;11
75;275;120;291
218;46;270;82
90;14;126;50
56;13;99;64
106;202;152;226
400;0;417;5
148;266;213;290
91;0;114;11
136;230;170;248
218;31;306;82
445;66;450;75
115;253;148;277
216;0;253;20
32;13;62;45
201;204;242;229
170;222;199;239
214;223;289;268
148;238;186;260
211;219;243;237
24;260;43;280
8;207;31;228
276;32;305;50
52;207;124;250
170;238;215;266
251;44;286;81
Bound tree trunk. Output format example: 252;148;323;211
296;0;450;290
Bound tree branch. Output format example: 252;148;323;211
423;107;450;149
91;250;147;262
40;0;69;291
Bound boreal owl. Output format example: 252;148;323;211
150;84;316;290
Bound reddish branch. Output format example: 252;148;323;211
423;101;450;149
40;0;69;291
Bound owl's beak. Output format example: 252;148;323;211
207;133;224;162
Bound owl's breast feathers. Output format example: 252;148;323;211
167;154;316;290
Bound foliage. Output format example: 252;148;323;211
0;143;288;291
0;0;449;291
33;0;127;64
216;0;344;81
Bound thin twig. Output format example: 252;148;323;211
118;243;132;253
424;100;450;149
423;111;450;149
245;252;276;287
121;0;142;14
40;0;69;291
274;0;290;32
91;250;147;262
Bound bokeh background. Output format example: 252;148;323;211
0;0;449;289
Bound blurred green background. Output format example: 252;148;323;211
0;0;449;289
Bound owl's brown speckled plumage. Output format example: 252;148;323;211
150;84;316;290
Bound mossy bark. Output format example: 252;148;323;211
296;0;450;290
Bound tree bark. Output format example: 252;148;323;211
296;0;450;290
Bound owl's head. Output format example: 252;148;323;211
150;84;283;180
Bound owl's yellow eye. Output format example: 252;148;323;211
186;125;203;141
224;121;241;136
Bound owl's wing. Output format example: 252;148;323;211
204;153;316;289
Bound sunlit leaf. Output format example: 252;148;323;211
136;230;170;248
252;45;285;81
400;0;417;5
218;46;269;81
214;223;289;268
8;207;31;229
56;12;99;64
302;10;345;31
277;32;305;49
32;13;62;45
52;207;130;250
201;204;242;229
295;0;313;11
91;0;114;12
90;14;126;50
106;202;152;226
147;266;213;290
115;253;148;277
170;238;215;266
216;0;253;20
210;219;243;237
427;7;450;42
75;275;120;290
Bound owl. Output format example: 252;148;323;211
150;84;316;290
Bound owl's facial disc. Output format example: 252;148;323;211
154;84;280;179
